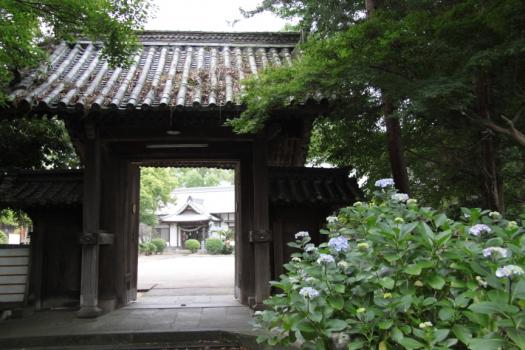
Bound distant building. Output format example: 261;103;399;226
155;186;234;247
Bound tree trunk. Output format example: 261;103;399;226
384;98;410;194
365;0;377;15
366;0;410;194
480;130;504;212
475;76;505;212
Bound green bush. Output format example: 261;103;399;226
255;179;525;349
221;242;234;255
138;242;147;254
185;239;200;253
205;238;224;254
0;230;7;244
151;238;167;254
145;242;156;255
139;242;156;255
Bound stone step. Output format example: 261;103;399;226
0;330;261;350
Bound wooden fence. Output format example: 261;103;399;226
0;245;30;304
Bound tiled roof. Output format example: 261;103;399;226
0;170;83;208
9;31;302;112
158;186;235;215
0;167;360;208
269;167;361;205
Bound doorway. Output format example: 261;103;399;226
134;165;239;308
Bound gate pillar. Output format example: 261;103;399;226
77;137;102;318
251;137;272;308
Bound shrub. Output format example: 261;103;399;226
0;230;7;244
138;242;147;254
217;229;234;241
221;241;234;255
151;238;167;254
205;238;224;254
144;242;156;255
139;242;156;255
185;239;200;253
255;179;525;349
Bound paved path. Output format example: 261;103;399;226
138;254;235;292
0;254;256;349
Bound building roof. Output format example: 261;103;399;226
0;170;82;208
8;31;304;113
157;185;235;215
0;167;360;209
269;167;362;205
160;196;220;223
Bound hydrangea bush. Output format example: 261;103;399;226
255;180;525;349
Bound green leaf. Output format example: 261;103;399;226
468;338;507;350
348;341;366;349
391;327;404;342
419;222;435;241
434;329;450;343
512;279;525;300
325;319;347;332
468;302;519;315
438;307;455;321
434;213;448;228
404;264;422;275
398;337;424;349
380;277;395;290
385;253;402;262
328;294;344;310
425;274;446;290
334;284;346;293
401;222;419;235
296;320;316;333
378;319;393;330
506;329;525;349
452;324;472;345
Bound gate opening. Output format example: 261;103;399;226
136;166;237;308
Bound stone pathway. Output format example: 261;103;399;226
0;255;256;349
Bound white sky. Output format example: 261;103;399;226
146;0;291;32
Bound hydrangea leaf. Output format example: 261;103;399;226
425;275;446;290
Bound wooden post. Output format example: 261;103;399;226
77;137;102;318
251;137;271;308
28;212;43;310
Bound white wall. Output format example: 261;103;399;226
169;223;178;247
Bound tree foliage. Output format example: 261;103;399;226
172;168;234;188
139;167;177;227
0;117;79;169
0;0;152;172
0;0;152;100
232;0;525;214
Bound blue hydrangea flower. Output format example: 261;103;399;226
328;236;349;252
482;247;509;258
496;265;524;278
317;253;335;265
469;224;492;236
299;286;320;299
295;231;309;240
375;178;395;188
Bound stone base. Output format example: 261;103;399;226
76;305;102;318
99;298;117;313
